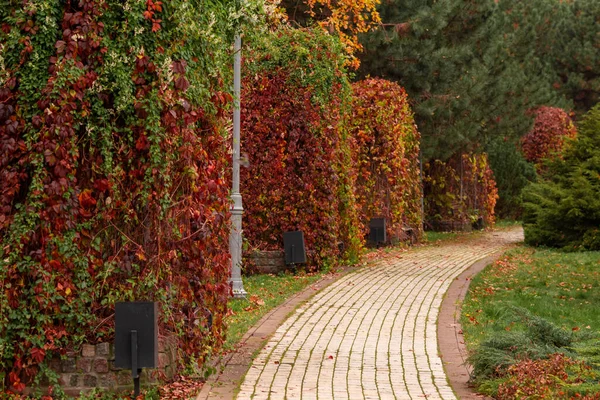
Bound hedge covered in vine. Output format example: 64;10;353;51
240;28;362;268
521;106;577;172
423;154;498;229
0;0;249;393
349;78;422;241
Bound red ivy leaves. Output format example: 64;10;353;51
424;154;498;227
1;0;231;392
241;67;349;267
144;0;163;32
29;348;45;364
350;78;423;241
521;106;577;172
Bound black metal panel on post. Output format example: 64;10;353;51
283;231;307;265
115;301;158;396
114;302;158;369
368;218;387;245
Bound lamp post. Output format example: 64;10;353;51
229;33;247;298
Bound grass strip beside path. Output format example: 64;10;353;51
461;245;600;398
224;271;325;351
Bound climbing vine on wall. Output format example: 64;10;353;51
0;0;263;392
423;154;498;230
349;78;422;242
241;27;361;269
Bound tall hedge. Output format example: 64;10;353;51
424;154;498;230
523;104;600;250
349;78;422;241
0;0;240;392
240;28;361;268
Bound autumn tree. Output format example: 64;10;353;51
521;107;577;171
279;0;381;69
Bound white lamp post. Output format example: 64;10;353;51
229;33;247;298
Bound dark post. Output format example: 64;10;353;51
131;330;140;396
368;218;387;245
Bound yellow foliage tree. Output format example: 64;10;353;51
275;0;381;69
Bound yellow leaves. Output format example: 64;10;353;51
57;282;73;296
136;250;147;261
243;295;265;312
301;0;382;69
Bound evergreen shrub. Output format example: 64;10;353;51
523;104;600;250
349;78;423;242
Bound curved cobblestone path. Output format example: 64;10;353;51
237;228;523;400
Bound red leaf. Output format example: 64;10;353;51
30;347;46;364
135;134;150;151
78;189;97;209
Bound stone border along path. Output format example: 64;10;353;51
217;228;523;400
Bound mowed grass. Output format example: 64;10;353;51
224;271;324;350
461;245;600;397
462;246;600;347
462;246;600;346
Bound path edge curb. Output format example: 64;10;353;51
437;252;502;400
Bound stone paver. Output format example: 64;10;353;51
237;229;523;399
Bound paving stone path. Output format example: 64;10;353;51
236;228;523;400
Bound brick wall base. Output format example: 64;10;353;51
25;335;177;397
246;250;287;274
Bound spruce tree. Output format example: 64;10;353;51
486;137;536;219
547;0;600;114
359;0;568;160
523;104;600;250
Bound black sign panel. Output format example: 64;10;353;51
283;231;307;264
368;217;387;244
114;302;158;369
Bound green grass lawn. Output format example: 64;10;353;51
463;246;600;343
461;245;600;398
224;271;325;350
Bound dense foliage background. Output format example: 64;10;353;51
240;27;360;268
523;104;600;250
521;106;577;172
423;154;498;230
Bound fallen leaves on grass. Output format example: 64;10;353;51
157;376;204;399
249;295;265;306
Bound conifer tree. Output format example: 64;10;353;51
523;104;600;250
359;0;568;160
546;0;600;113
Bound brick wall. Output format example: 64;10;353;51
26;336;177;397
247;250;286;274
